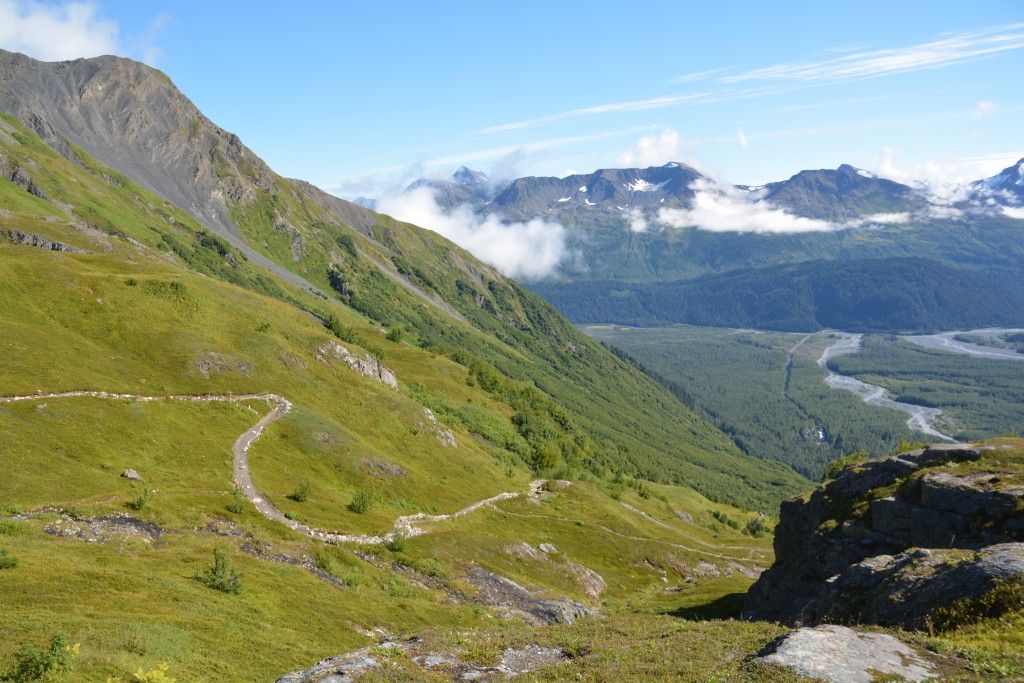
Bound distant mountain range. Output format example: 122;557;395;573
401;159;1023;224
397;160;1024;331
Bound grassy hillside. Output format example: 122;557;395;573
0;95;811;680
0;111;808;511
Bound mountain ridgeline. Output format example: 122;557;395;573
529;258;1024;333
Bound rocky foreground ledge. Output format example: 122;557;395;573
744;442;1024;627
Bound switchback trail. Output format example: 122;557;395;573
0;390;543;545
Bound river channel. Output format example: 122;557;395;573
901;328;1024;361
818;333;954;441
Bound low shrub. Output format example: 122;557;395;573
287;481;311;503
126;490;153;511
349;488;374;515
194;549;242;595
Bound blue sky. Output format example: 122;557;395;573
2;0;1023;199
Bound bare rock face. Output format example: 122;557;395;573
743;443;1024;627
1;229;85;253
0;48;373;294
753;625;937;682
316;341;397;388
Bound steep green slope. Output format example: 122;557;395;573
531;257;1024;333
0;144;785;680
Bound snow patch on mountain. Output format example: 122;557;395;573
625;178;669;192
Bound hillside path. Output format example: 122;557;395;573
0;390;539;545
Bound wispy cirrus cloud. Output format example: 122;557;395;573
480;24;1024;136
669;66;733;83
719;23;1024;84
480;94;710;134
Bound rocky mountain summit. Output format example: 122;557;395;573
744;442;1024;628
975;157;1024;206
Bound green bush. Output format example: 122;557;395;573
0;548;18;570
745;517;770;538
322;313;364;346
2;635;77;682
712;510;740;529
194;549;242;595
349;488;374;515
287;481;311;503
385;325;404;343
932;576;1024;631
226;486;246;514
384;531;407;553
126;489;153;511
822;450;870;481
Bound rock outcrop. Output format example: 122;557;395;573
744;443;1024;627
316;341;397;388
1;229;85;253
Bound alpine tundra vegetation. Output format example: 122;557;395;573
1;2;1023;681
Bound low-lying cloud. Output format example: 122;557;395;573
376;187;567;280
0;0;119;61
616;129;683;168
656;179;835;233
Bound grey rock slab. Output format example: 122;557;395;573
754;625;937;682
121;468;143;481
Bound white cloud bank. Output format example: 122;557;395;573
656;179;834;234
650;180;914;235
872;146;1023;202
0;0;118;61
376;187;567;280
616;129;682;167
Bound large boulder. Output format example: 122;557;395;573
753;625;937;682
743;443;1024;627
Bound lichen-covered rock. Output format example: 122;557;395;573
815;544;1024;627
743;443;1024;627
752;625;937;682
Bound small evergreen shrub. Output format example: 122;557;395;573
194;549;242;595
822;449;870;481
126;489;153;511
